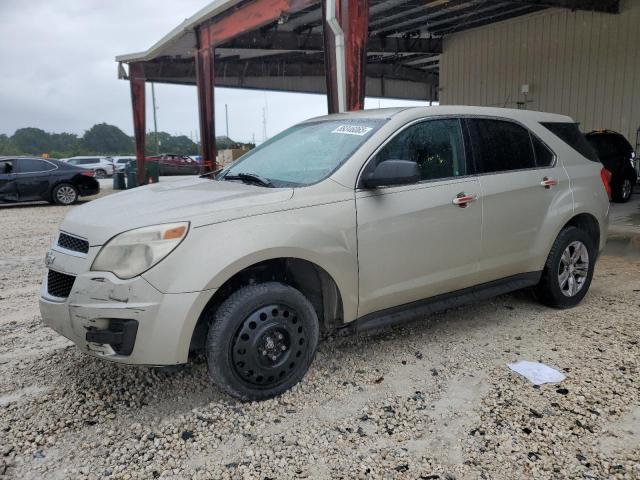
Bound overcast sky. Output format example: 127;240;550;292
0;0;425;143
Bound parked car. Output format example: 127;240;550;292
146;154;201;175
112;156;136;172
585;129;637;202
60;156;115;179
40;107;609;401
0;156;99;205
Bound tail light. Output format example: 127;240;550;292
81;170;95;177
600;167;612;200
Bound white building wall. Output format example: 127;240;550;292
440;0;640;145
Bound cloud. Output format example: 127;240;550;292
0;0;425;143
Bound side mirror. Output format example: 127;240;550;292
362;160;420;188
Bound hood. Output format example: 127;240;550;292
61;177;293;245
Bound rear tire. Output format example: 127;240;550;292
52;183;79;205
94;169;107;179
612;177;633;203
206;282;319;401
535;226;596;309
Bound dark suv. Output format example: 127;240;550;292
586;130;637;203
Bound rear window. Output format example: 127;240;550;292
467;118;536;173
540;122;599;162
587;133;633;158
532;135;555;167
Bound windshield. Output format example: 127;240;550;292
221;119;385;187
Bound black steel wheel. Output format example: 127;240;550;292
206;282;319;401
231;304;309;387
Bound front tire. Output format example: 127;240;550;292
52;183;79;205
535;226;596;309
206;282;319;401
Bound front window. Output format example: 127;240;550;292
221;119;385;187
371;118;467;181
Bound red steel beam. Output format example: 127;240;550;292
129;62;146;185
202;0;318;46
196;28;217;172
195;0;317;170
323;0;369;113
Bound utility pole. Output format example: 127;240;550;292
225;104;229;138
151;82;160;154
262;107;267;143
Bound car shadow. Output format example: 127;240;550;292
0;199;93;209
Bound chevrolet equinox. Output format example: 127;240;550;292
40;107;610;400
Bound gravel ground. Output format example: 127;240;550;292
1;193;639;480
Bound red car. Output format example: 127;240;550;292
145;154;202;175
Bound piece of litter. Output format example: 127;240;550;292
507;361;566;385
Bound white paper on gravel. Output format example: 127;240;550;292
507;361;566;385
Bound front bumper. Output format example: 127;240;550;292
39;244;214;366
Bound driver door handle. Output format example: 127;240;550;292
452;192;478;208
541;177;558;189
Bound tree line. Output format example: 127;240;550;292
0;123;251;159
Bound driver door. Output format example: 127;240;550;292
356;118;482;317
0;159;17;202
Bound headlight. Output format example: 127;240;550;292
92;222;189;279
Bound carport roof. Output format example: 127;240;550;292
116;0;619;101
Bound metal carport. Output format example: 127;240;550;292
116;0;619;182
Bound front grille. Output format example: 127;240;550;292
47;270;76;298
58;232;89;254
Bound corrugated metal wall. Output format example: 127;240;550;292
440;0;640;145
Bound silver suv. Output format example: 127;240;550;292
40;107;609;401
61;156;115;178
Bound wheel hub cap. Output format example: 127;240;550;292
57;186;75;204
231;304;306;387
558;241;589;297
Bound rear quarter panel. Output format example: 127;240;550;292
532;123;610;254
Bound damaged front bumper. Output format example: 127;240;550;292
39;244;214;366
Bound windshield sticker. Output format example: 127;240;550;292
331;125;373;136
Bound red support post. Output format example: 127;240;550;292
344;0;368;111
196;27;217;172
129;62;146;185
322;0;368;113
195;0;317;171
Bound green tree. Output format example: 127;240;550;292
216;136;236;150
11;127;51;154
164;135;198;155
82;123;133;154
0;134;22;155
50;132;81;154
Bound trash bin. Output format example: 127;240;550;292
112;171;126;190
125;162;138;189
145;161;160;184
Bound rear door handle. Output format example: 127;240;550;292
452;192;477;207
541;177;558;189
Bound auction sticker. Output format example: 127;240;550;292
331;125;373;136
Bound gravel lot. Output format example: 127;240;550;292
1;191;639;480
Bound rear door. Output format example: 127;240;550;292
15;158;57;201
356;117;482;317
467;117;570;281
0;159;17;202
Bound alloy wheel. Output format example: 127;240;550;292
56;186;77;204
231;304;307;388
557;240;589;297
622;179;632;199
